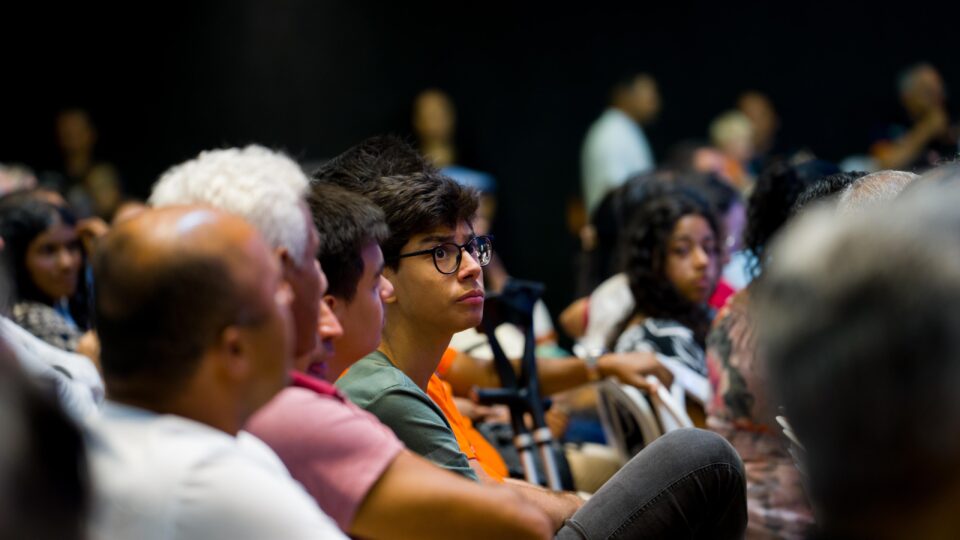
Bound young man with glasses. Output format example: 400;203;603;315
325;168;748;538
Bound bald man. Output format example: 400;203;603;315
85;206;345;539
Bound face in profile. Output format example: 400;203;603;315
383;220;485;336
25;219;82;302
663;214;719;305
326;241;392;376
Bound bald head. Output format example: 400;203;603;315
95;206;283;403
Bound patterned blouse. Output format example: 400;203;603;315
706;288;815;539
12;300;82;352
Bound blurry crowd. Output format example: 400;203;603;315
1;62;959;540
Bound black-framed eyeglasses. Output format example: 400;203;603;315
391;235;494;275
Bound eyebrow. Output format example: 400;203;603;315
417;234;456;246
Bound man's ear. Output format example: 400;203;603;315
215;326;251;382
323;294;341;317
276;246;296;276
381;268;398;305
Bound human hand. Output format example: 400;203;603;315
596;351;673;391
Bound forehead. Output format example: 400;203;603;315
670;215;714;240
411;220;474;246
32;220;75;241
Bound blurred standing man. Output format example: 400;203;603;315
872;63;956;170
581;74;660;216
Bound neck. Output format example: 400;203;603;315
611;104;640;124
108;373;242;436
378;315;450;391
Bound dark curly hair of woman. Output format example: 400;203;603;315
743;158;839;277
611;187;719;348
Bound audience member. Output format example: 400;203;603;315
756;178;960;538
86;204;346;538
0;194;89;351
581;73;660;216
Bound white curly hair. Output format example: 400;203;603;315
149;145;310;264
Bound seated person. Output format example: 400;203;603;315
607;187;721;410
84;205;345;538
151;146;552;539
0;194;88;352
706;164;840;538
322;162;747;538
755;178;960;539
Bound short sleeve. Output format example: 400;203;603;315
245;389;404;531
366;388;479;482
174;451;347;539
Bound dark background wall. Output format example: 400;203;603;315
3;1;959;321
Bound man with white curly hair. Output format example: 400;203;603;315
149;145;343;374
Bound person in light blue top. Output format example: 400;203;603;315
581;73;660;216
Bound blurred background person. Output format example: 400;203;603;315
871;63;957;171
709;110;755;192
0;194;91;353
737;91;780;175
413;88;496;194
0;344;89;540
46;108;123;221
755;177;960;539
581;73;660;217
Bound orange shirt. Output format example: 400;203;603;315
428;348;509;482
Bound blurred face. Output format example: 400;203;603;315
627;76;661;123
903;66;945;118
738;93;778;150
56;111;96;154
236;233;296;412
383;220;484;337
413;91;456;141
664;215;719;304
25;221;82;302
284;204;342;362
325;241;392;380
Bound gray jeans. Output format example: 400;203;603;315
556;428;746;539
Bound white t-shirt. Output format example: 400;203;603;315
581;108;655;215
86;402;347;540
1;316;104;421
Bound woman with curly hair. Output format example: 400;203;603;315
609;187;721;408
707;158;837;539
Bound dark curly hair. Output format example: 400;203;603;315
611;187;719;348
792;171;868;214
744;158;839;277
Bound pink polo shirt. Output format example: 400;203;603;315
245;372;404;531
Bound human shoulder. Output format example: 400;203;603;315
336;351;427;407
88;405;346;539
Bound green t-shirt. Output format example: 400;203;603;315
336;350;479;481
